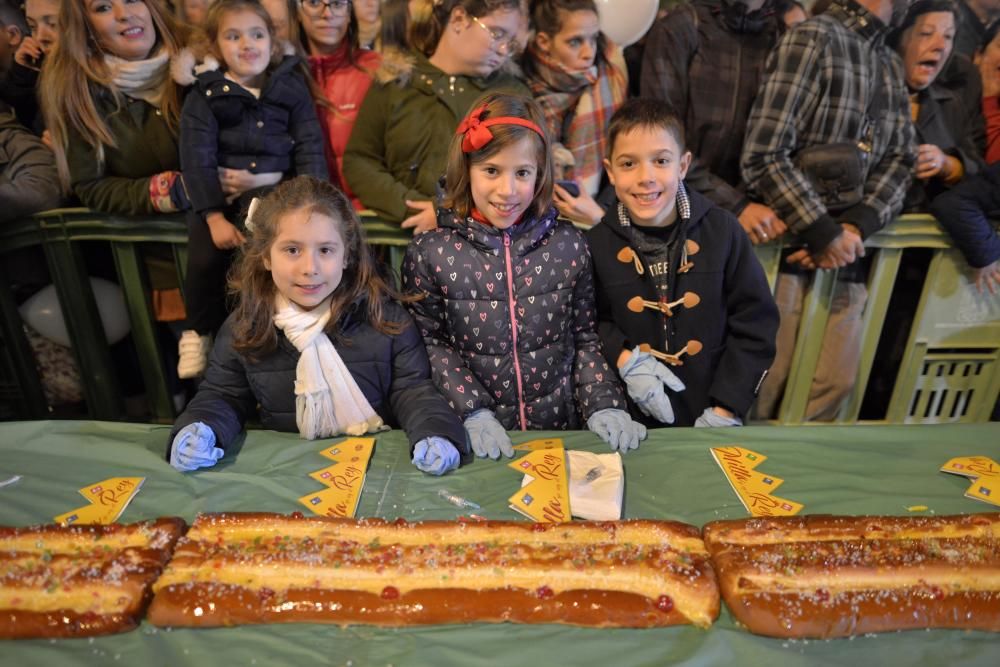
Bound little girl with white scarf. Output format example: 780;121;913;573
168;177;469;474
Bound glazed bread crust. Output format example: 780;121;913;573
703;513;1000;638
0;518;186;639
149;513;720;628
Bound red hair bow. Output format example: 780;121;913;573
455;104;545;153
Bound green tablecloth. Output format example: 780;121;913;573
1;420;999;665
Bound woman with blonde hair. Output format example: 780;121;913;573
40;0;190;215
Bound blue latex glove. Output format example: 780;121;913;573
463;409;514;459
619;346;685;424
170;422;224;471
586;408;648;452
694;407;743;428
411;436;461;475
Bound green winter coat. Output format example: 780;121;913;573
343;48;529;223
65;87;181;216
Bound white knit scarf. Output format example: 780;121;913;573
272;294;385;440
105;48;169;108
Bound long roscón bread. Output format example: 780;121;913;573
0;517;186;639
703;513;1000;638
148;512;720;629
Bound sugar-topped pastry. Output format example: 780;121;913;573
148;512;720;628
704;513;1000;638
0;518;185;639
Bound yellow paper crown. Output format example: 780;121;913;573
508;439;571;523
711;446;803;517
299;437;376;518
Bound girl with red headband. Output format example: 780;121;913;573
402;92;647;458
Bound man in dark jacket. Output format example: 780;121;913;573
742;0;916;420
641;0;787;245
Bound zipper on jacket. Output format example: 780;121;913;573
503;232;528;430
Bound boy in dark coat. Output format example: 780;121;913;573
587;99;778;427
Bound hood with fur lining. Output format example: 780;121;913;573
374;46;523;86
171;41;297;86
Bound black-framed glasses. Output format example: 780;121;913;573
298;0;351;18
471;16;518;55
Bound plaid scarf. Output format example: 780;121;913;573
526;41;627;196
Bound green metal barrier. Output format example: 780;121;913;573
1;211;996;425
752;214;1000;425
0;209;410;423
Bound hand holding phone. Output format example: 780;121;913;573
553;180;605;227
555;179;581;198
14;37;44;70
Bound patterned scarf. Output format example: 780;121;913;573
105;47;170;108
525;40;627;196
272;294;385;440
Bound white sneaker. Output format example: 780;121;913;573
177;330;211;379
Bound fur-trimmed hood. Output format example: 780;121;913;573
171;41;298;86
374;46;416;85
374;46;523;86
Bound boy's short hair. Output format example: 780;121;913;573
606;98;686;158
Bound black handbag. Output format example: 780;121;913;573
794;142;867;212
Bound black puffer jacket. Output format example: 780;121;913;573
169;299;469;461
586;186;778;425
402;207;626;430
178;54;328;216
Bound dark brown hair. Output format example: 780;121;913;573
887;0;958;51
409;0;520;57
380;0;412;51
530;0;597;36
296;0;362;61
442;92;554;221
606;97;686;158
229;176;408;359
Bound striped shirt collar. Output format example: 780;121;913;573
617;181;691;228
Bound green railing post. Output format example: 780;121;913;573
775;268;837;424
0;266;48;418
38;214;124;420
838;247;903;422
112;241;175;422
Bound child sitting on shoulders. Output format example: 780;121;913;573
173;0;328;379
169;176;468;475
587;98;778;428
402;92;646;457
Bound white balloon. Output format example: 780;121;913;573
595;0;659;48
19;278;131;347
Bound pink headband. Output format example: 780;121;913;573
455;104;545;153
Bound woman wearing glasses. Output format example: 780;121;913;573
343;0;529;233
297;0;382;208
